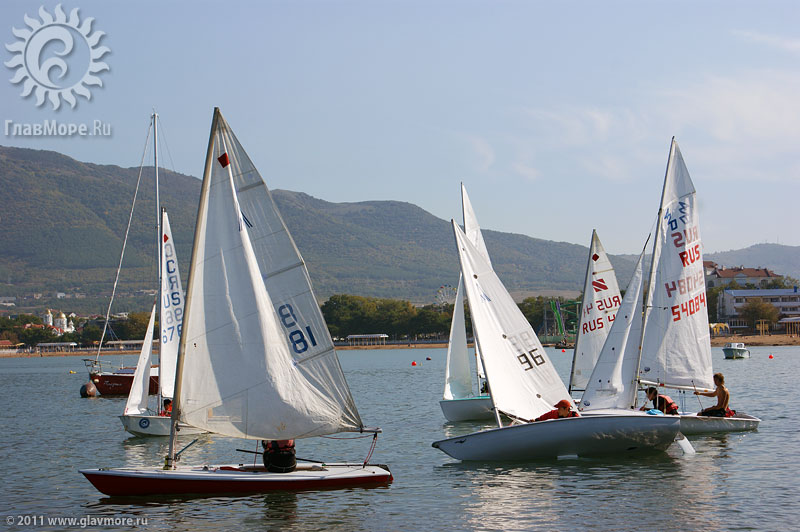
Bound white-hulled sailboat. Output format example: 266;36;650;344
431;219;680;461
82;108;391;495
120;208;204;436
636;139;759;434
440;184;493;422
568;230;622;397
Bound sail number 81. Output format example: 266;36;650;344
278;304;317;354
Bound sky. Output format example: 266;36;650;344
2;0;799;255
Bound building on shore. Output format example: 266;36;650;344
718;287;800;331
704;261;783;289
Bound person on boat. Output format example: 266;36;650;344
160;399;172;416
262;439;296;473
694;372;730;417
640;387;679;415
533;399;579;422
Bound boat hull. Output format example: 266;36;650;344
439;396;494;422
678;412;760;434
81;463;392;496
722;347;750;359
432;414;680;461
91;368;159;396
119;415;207;437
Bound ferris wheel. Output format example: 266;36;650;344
435;284;458;305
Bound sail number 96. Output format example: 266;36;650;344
518;348;546;371
278;304;318;354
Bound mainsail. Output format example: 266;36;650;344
123;305;156;415
158;211;183;400
569;230;621;393
639;139;713;391
452;221;569;421
580;247;646;411
176;108;362;440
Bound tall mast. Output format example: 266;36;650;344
153;112;164;408
166;108;219;469
634;137;675;407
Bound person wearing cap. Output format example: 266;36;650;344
533;399;579;422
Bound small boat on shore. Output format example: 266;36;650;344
722;343;750;359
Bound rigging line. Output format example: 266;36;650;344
153;114;179;177
95;121;154;362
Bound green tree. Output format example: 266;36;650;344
739;298;779;330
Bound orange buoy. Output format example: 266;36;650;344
769;354;774;359
411;361;417;366
561;349;565;353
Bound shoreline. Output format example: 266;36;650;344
2;334;798;358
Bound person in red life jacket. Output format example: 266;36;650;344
159;399;172;417
695;372;731;417
261;439;297;473
533;399;579;422
640;387;679;414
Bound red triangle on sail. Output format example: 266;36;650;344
218;153;230;168
163;234;169;243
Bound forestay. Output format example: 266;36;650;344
581;248;646;411
158;212;183;400
452;221;569;421
639;139;713;391
123;305;156;415
178;109;362;440
569;230;621;393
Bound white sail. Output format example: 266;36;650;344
177;109;362;440
639;139;713;391
461;184;488;380
123;305;156;415
569;230;622;393
452;221;570;421
158;211;184;400
580;247;646;411
461;183;491;267
443;274;472;400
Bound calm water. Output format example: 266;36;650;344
0;346;797;531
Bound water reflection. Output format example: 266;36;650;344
435;449;727;531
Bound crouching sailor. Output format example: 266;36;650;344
261;440;296;473
533;399;579;422
640;387;679;415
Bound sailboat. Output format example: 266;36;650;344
568;230;622;397
120;207;204;436
635;138;760;434
81;108;392;495
431;218;680;461
440;184;493;422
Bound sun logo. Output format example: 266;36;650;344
4;4;110;110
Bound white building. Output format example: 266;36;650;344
718;288;800;330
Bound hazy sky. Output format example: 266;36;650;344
2;1;798;254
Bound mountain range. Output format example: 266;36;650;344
1;145;797;313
